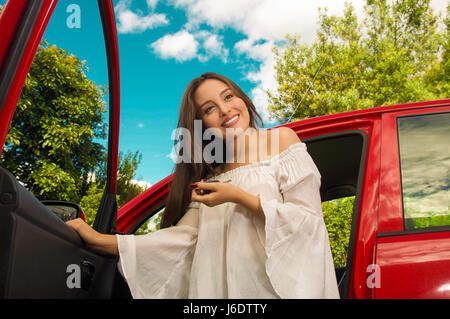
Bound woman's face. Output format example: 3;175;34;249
194;79;250;140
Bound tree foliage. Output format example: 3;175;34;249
80;150;148;226
0;41;107;202
95;150;146;207
268;0;449;122
0;39;149;227
322;197;354;267
135;210;163;235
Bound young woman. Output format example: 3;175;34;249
66;72;339;299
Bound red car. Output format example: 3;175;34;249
0;0;449;299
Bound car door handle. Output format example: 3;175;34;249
80;259;95;291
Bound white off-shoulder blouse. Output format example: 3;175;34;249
116;141;340;299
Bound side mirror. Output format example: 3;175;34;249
41;200;85;222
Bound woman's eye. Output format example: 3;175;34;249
225;94;233;100
205;106;214;114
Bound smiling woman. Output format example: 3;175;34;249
162;72;264;228
67;72;340;299
68;73;339;298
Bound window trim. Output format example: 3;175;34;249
127;201;165;234
303;129;368;299
378;225;450;237
396;111;450;233
0;0;44;114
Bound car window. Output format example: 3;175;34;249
305;131;366;284
322;196;354;268
0;0;108;225
134;207;164;234
398;112;450;230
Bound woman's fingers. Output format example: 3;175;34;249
197;181;219;191
66;218;82;230
66;218;101;246
191;187;214;204
191;188;207;201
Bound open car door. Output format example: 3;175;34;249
0;0;130;298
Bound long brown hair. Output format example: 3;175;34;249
160;72;264;228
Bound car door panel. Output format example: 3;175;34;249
0;167;118;298
0;0;129;299
376;107;450;298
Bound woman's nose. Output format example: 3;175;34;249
217;103;231;116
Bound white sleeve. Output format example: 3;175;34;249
116;204;199;299
257;142;340;299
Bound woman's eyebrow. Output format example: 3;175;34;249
199;87;231;110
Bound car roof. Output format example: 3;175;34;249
278;99;450;131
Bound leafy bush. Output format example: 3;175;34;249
405;209;450;230
322;196;354;267
134;209;163;235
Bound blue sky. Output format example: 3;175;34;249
1;0;446;187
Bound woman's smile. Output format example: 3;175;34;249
195;78;250;139
222;114;239;127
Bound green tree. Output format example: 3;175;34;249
80;150;149;226
135;210;163;235
94;150;147;207
116;150;147;207
268;0;448;122
322;197;354;267
0;36;150;229
0;41;107;202
79;183;105;226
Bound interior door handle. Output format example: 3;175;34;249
80;259;95;291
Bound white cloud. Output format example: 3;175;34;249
171;0;365;42
150;29;229;63
430;0;448;15
165;0;445;124
166;0;367;124
114;0;168;34
234;38;278;123
166;149;178;163
150;30;199;62
131;179;152;190
196;31;229;63
146;0;159;10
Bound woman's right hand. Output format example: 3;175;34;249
66;218;102;247
66;218;119;255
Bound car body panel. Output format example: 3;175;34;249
376;231;450;298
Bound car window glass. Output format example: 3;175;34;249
398;112;450;230
0;0;108;225
134;207;164;235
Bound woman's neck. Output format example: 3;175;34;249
226;128;257;162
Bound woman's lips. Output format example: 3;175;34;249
222;114;239;127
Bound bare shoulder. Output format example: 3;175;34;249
274;127;301;153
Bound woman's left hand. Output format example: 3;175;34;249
190;180;242;207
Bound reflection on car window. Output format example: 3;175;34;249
135;208;164;235
398;112;450;230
